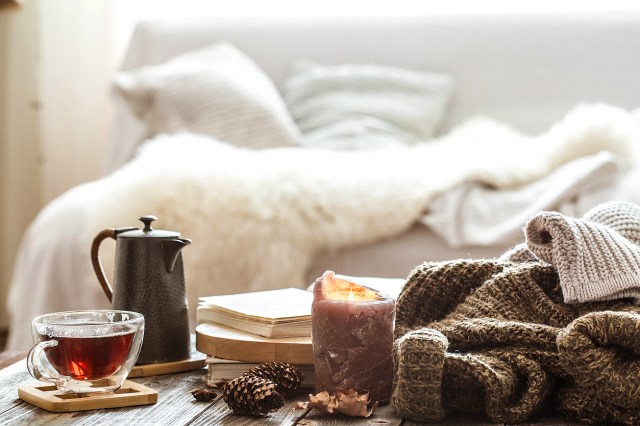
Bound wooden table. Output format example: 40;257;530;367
0;358;577;425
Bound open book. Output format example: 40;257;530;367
197;288;313;338
197;277;405;339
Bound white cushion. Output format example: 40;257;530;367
113;41;301;149
283;59;454;149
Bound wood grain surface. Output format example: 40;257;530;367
128;342;206;378
18;380;157;412
195;322;313;364
128;355;205;378
0;357;581;425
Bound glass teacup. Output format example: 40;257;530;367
27;310;144;394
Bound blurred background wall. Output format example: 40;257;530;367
0;0;118;330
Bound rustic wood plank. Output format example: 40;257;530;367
0;357;584;425
196;323;313;364
1;401;66;426
0;361;27;405
189;390;405;426
403;414;500;426
189;387;311;426
59;369;212;425
0;361;68;425
0;362;214;425
128;353;205;378
402;410;582;425
129;335;206;378
295;403;402;426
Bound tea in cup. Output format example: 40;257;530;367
27;310;144;394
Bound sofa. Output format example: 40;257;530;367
6;12;640;351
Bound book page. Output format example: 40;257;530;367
199;288;313;321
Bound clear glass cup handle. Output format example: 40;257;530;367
27;340;61;383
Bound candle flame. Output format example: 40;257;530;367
318;271;382;301
348;288;355;302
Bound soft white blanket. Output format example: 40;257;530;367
421;151;624;247
7;103;639;350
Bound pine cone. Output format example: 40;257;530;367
245;362;303;396
221;375;285;416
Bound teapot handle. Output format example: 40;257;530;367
90;227;137;303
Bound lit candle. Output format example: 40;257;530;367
311;271;396;404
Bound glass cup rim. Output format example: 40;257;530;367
32;309;144;327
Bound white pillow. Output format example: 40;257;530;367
283;60;454;150
113;41;301;149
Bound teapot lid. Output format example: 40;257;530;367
118;215;181;239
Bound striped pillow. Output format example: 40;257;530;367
283;60;454;150
113;41;301;149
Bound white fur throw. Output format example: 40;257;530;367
86;103;638;323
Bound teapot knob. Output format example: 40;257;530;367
139;215;157;233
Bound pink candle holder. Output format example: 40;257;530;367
311;271;396;404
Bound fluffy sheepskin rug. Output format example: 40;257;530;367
90;104;638;306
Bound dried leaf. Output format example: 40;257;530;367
309;391;339;414
293;401;309;411
335;388;378;417
191;388;217;402
293;389;377;417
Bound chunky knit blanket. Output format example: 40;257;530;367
393;202;640;424
393;261;640;424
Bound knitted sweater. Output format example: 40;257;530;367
505;201;640;302
392;260;640;424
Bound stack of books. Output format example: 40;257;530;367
204;355;316;388
196;287;315;387
196;277;405;387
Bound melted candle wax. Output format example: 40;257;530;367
311;271;396;404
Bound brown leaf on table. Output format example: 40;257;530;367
191;388;217;402
292;389;377;417
292;393;330;413
335;388;378;417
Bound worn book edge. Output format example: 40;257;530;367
198;288;313;321
206;356;315;387
196;307;310;338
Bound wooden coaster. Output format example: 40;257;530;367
129;335;206;378
196;322;313;364
18;380;157;412
128;353;206;378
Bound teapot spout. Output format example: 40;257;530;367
162;238;192;272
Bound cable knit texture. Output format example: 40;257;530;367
392;260;640;424
523;201;640;302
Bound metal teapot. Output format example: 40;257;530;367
91;215;191;364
